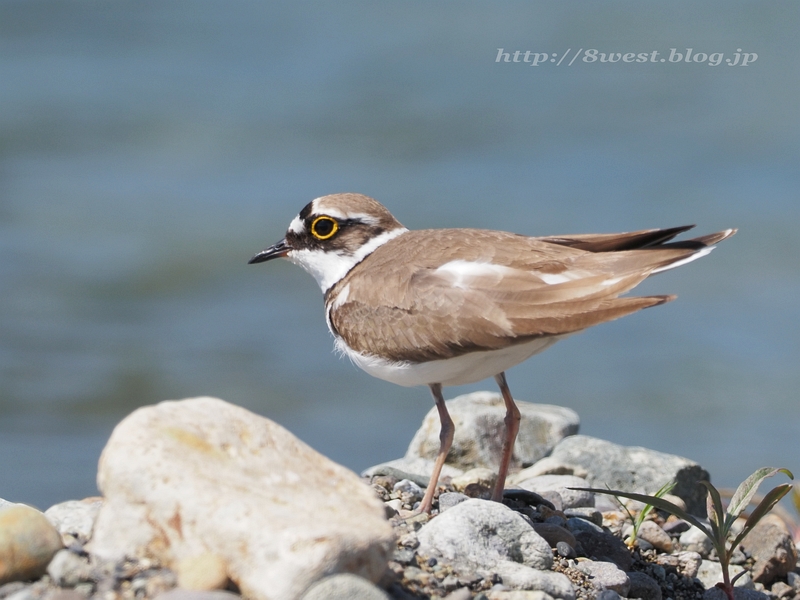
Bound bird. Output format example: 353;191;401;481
249;193;735;514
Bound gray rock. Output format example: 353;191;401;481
438;492;469;512
696;560;750;590
565;517;602;535
572;528;633;571
393;479;423;500
405;392;579;471
300;574;390;600
492;564;574;599
417;499;552;572
563;508;602;526
787;571;800;591
594;592;621;600
153;591;241;600
680;525;714;557
89;397;394;600
674;551;702;578
362;457;464;482
555;542;576;559
576;561;630;595
702;588;769;600
44;499;103;545
738;514;797;585
514;475;593;509
443;588;472;600
46;550;92;587
626;571;662;600
486;591;556;600
0;504;63;585
545;435;710;515
530;523;577;549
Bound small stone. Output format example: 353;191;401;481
393;479;423;501
438;492;469;512
556;542;576;559
702;587;770;600
565;517;603;535
176;553;229;591
739;514;798;585
531;523;577;549
152;591;241;600
563;508;602;527
0;504;63;585
451;468;497;493
384;499;403;517
515;476;593;510
443;588;472;600
486;591;557;600
636;520;673;553
787;571;800;591
674;551;702;578
680;525;714;557
572;528;632;571
662;517;691;535
770;581;793;598
577;560;630;595
44;499;103;546
46;549;92;587
300;573;390;600
626;571;662;600
595;592;621;600
696;560;749;590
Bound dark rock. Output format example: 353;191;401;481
627;571;662;600
573;528;633;571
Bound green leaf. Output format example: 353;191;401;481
730;483;794;551
700;481;726;542
571;487;709;533
728;468;794;521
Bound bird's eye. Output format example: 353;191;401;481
310;215;339;240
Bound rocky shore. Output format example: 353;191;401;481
1;394;797;600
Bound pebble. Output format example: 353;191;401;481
571;527;632;571
300;573;390;600
626;571;662;600
0;504;63;585
531;523;577;549
175;553;229;591
486;591;556;600
636;520;673;553
565;517;602;535
563;508;602;527
555;542;576;559
696;560;750;590
392;479;423;501
514;476;594;510
679;524;714;556
43;499;103;546
576;560;630;596
45;550;91;587
438;492;469;512
152;591;240;600
451;468;497;494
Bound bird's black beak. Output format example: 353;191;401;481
248;239;290;264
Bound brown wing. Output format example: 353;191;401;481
328;227;733;362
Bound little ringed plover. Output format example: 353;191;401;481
249;193;735;513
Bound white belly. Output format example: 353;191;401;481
337;335;569;387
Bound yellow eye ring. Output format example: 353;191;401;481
310;215;339;240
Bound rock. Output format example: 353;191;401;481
417;499;552;572
595;592;621;600
300;573;390;600
770;581;794;598
787;571;800;591
508;458;589;483
486;591;556;600
544;435;710;515
153;591;241;600
680;525;714;556
576;561;630;595
636;520;673;553
45;549;92;587
404;392;579;471
674;551;702;578
696;560;750;590
176;553;229;591
514;475;593;509
572;527;633;571
0;504;63;585
565;518;602;535
626;571;662;600
530;523;577;549
702;588;769;600
44;498;103;545
738;514;797;585
362;457;464;482
392;479;423;502
438;492;469;512
443;589;472;600
563;508;602;526
556;542;576;559
491;563;574;599
451;468;497;494
88;397;394;600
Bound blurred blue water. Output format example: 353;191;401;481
1;1;798;509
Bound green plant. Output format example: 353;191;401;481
610;479;676;548
575;467;794;600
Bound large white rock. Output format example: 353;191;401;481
89;397;394;600
405;392;579;471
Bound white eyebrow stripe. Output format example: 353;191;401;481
288;215;305;234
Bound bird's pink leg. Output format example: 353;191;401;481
417;383;454;514
491;372;521;502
